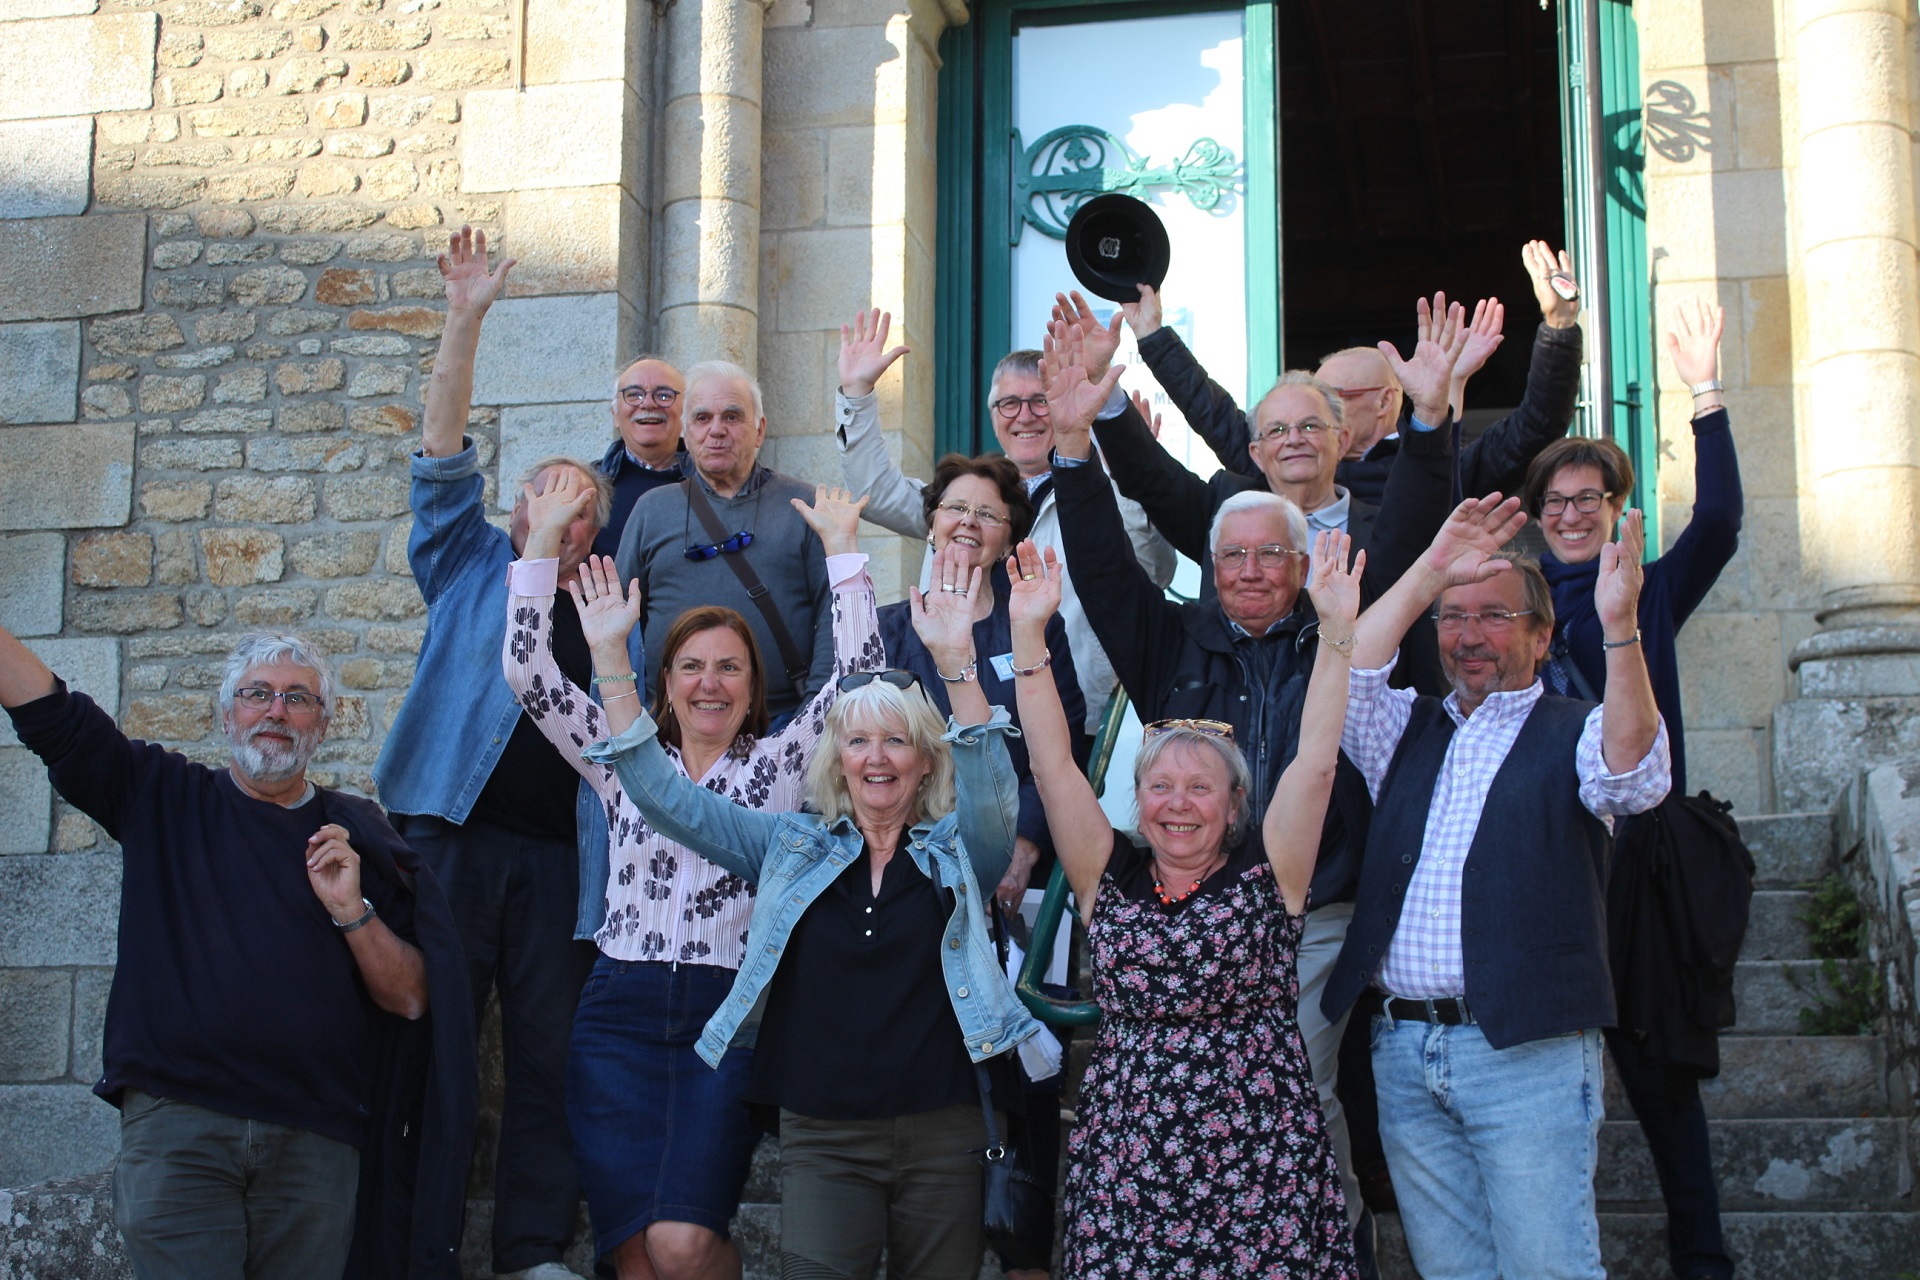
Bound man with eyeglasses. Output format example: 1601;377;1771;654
615;358;837;728
375;226;642;1280
0;624;475;1277
594;355;688;559
1113;239;1584;508
832;310;1175;744
1325;495;1670;1280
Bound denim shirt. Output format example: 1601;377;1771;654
373;441;645;912
583;705;1044;1069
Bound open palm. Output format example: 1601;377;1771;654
568;555;643;652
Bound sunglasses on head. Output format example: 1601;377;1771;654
1142;717;1236;742
685;530;754;562
838;669;925;696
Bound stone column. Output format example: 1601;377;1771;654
657;0;770;371
1773;0;1920;807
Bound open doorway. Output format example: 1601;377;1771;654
1278;0;1567;426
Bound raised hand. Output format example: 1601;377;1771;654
837;308;911;397
1454;297;1506;383
306;824;365;922
1051;289;1124;383
1595;508;1646;636
1040;320;1124;459
1305;529;1363;635
1522;239;1580;329
1130;389;1163;439
567;554;644;656
1120;282;1163;339
790;484;867;557
521;468;593;562
1380;293;1470;426
1005;540;1063;633
908;547;984;669
438;224;515;315
1664;295;1725;387
1419;494;1528;587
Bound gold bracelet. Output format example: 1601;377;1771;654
1319;631;1356;656
602;689;641;702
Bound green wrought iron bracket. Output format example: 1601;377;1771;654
1012;124;1243;244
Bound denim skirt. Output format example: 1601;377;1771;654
566;954;760;1260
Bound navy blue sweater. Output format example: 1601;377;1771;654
1541;408;1743;794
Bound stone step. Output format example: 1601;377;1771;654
1603;1035;1889;1119
1744;888;1816;960
1740;812;1835;888
1730;958;1874;1035
0;1172;126;1280
1596;1117;1913;1211
1599;1211;1920;1280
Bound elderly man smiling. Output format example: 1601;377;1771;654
0;625;471;1280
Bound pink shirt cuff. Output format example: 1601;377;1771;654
826;552;869;590
508;557;559;596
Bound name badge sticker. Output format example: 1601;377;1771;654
988;652;1017;682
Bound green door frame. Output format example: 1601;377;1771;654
936;0;1282;459
1558;0;1657;544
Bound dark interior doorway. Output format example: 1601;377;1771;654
1279;0;1566;418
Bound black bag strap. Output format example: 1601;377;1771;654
682;477;810;688
1549;626;1602;702
975;1063;1006;1160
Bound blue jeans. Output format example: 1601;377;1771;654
112;1090;359;1280
1370;1019;1606;1280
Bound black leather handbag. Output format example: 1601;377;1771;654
974;1063;1050;1259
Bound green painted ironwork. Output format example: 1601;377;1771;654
1012;125;1243;242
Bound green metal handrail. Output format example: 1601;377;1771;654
1013;688;1129;1027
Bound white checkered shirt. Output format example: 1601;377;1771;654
1342;655;1671;1000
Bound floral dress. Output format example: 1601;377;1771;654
1061;832;1356;1279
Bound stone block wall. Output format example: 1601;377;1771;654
1642;0;1823;814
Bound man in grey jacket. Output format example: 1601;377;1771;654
833;309;1177;744
616;360;834;725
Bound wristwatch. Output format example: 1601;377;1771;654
1688;379;1724;397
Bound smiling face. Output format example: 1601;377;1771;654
838;712;935;828
224;659;329;784
1211;507;1306;636
1539;462;1625;565
612;358;685;464
1136;739;1241;866
665;625;755;751
683;373;767;493
989;368;1053;477
929;472;1014;571
1248;384;1346;502
1435;570;1552;712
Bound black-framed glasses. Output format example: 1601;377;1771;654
684;530;754;561
233;687;323;713
1255;419;1331;444
1143;717;1235;742
991;394;1050;419
1211;544;1306;571
1540;489;1612;516
618;385;681;408
838;669;924;696
934;500;1008;529
1432;608;1536;632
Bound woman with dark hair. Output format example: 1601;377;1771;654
1521;295;1742;1280
502;470;883;1280
579;548;1046;1278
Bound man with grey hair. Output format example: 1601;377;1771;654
0;624;472;1278
615;357;836;725
375;225;640;1280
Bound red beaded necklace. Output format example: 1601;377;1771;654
1152;853;1224;906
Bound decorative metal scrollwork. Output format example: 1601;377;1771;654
1012;125;1243;242
1643;79;1712;164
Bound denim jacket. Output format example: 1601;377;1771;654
583;705;1045;1069
373;442;645;901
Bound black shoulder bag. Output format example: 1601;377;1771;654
682;477;810;691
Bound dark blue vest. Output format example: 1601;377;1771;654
1323;693;1616;1049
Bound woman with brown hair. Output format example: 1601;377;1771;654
502;471;883;1280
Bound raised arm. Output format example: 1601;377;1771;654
1595;510;1662;773
775;485;887;748
834;308;929;538
0;626;56;708
908;549;994;728
1458;242;1584;497
1660;296;1743;624
1007;541;1111;926
1263;531;1361;915
1122;285;1261;478
423;225;514;460
1449;297;1505;421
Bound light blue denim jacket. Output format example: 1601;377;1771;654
583;704;1045;1069
373;442;644;909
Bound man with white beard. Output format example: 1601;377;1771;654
0;625;473;1280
